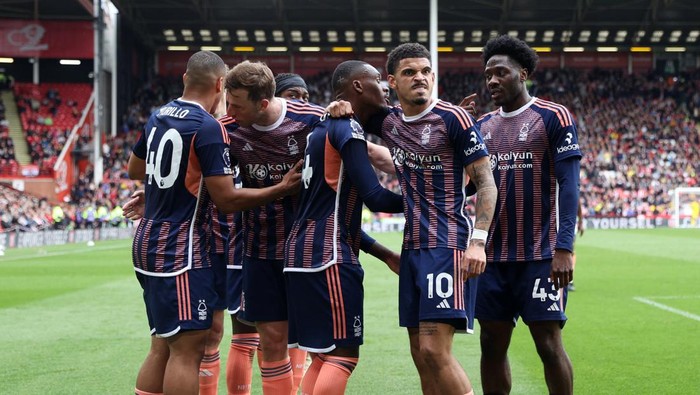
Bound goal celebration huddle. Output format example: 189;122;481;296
124;35;581;395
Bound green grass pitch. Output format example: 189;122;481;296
0;228;699;394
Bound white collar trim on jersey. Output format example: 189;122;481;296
499;96;536;118
253;98;287;131
175;97;207;111
402;98;439;122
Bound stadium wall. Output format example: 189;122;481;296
0;227;133;250
361;216;676;234
156;51;655;76
0;178;55;202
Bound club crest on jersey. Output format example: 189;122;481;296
518;123;529;141
287;135;300;155
197;299;208;320
421;124;431;145
353;315;363;337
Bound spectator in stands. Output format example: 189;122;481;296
52;204;65;230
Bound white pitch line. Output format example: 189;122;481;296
640;295;700;300
0;244;127;263
633;297;700;322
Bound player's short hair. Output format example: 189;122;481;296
185;51;226;89
332;60;369;97
386;43;431;75
482;35;539;77
274;73;307;96
225;60;275;102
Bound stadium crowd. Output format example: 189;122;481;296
0;96;18;175
308;67;700;219
1;67;699;231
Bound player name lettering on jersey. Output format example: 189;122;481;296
157;106;190;119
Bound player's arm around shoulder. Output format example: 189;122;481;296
367;141;394;175
462;155;498;281
206;162;302;214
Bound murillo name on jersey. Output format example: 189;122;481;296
131;98;232;276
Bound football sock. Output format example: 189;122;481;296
260;358;293;395
227;333;260;395
199;350;220;395
300;354;325;395
311;356;358;395
289;348;307;393
134;389;163;395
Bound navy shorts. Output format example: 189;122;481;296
136;268;218;337
475;260;568;325
211;253;227;310
241;257;287;322
226;267;243;315
398;248;475;333
286;263;364;353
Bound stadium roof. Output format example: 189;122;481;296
2;0;699;51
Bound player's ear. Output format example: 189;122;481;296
352;79;363;94
215;76;223;93
259;98;270;111
387;75;397;90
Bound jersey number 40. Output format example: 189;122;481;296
146;126;183;189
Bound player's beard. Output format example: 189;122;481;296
412;97;428;106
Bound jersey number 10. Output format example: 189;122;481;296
426;272;454;299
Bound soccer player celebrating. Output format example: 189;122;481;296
284;60;404;395
275;73;310;103
223;61;327;395
218;145;261;395
126;51;301;395
197;84;232;395
474;35;581;395
328;43;496;395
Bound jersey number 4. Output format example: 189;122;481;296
145;126;183;189
301;154;313;189
531;278;561;302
